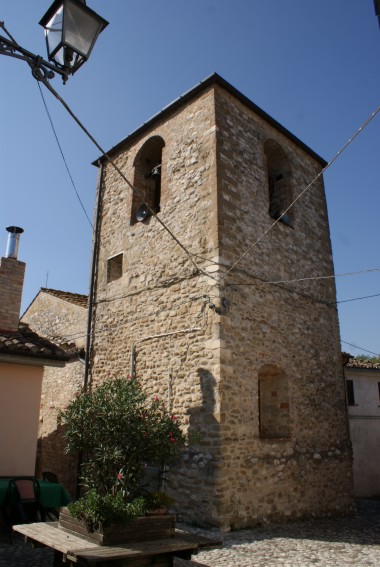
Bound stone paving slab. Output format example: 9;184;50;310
0;499;379;566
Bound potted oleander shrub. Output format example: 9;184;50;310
59;376;197;543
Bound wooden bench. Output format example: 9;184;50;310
13;522;200;566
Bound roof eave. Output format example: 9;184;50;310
0;353;67;367
345;365;380;373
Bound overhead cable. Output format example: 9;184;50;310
336;292;380;304
265;267;380;285
212;105;380;287
341;340;379;357
226;267;380;286
39;78;215;280
37;82;94;230
46;292;207;343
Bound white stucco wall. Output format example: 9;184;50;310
346;367;380;497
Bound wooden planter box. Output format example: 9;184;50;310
58;507;176;545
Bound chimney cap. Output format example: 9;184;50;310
6;226;24;234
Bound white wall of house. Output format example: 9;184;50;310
0;362;43;476
345;366;380;497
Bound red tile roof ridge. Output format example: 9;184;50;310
41;288;88;308
346;358;380;370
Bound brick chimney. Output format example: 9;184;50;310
0;226;25;332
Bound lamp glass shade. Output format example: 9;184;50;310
40;0;108;74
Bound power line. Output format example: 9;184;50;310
95;271;198;306
39;73;380;298
36;76;380;359
209;105;380;289
39;78;215;281
264;268;380;286
42;285;380;352
336;292;380;304
37;83;125;263
36;289;208;344
217;266;380;307
37;82;94;230
224;267;380;287
36;75;220;348
341;340;379;357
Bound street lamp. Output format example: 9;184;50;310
39;0;108;79
375;0;380;27
0;0;108;83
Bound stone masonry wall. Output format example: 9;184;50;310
90;86;225;525
213;86;353;527
22;291;87;351
89;82;353;528
22;291;87;497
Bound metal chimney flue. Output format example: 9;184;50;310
5;226;24;259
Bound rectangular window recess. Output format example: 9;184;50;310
346;379;355;406
107;253;123;283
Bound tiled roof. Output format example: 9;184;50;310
0;323;69;362
345;358;380;370
40;334;81;353
41;288;88;308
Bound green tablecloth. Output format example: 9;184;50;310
0;479;71;508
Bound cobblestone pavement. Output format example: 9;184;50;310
0;499;379;567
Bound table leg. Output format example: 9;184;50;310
53;550;77;566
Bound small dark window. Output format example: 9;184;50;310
378;382;380;404
346;379;355;406
107;253;123;283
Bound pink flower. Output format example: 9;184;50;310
117;472;124;480
171;415;177;421
153;396;160;402
170;438;176;443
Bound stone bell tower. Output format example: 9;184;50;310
89;74;353;528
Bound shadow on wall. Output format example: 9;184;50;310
36;369;222;518
188;368;220;441
36;425;77;499
179;368;222;524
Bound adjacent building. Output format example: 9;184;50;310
0;227;68;477
344;357;380;498
21;288;88;496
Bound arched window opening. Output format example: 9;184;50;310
258;365;290;439
264;140;293;227
131;136;165;225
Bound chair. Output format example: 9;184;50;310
2;478;44;541
15;478;44;523
42;471;60;519
42;471;58;484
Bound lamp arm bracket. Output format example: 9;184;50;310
0;32;68;83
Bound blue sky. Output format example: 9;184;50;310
1;1;379;357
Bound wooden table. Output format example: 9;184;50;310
13;522;200;566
